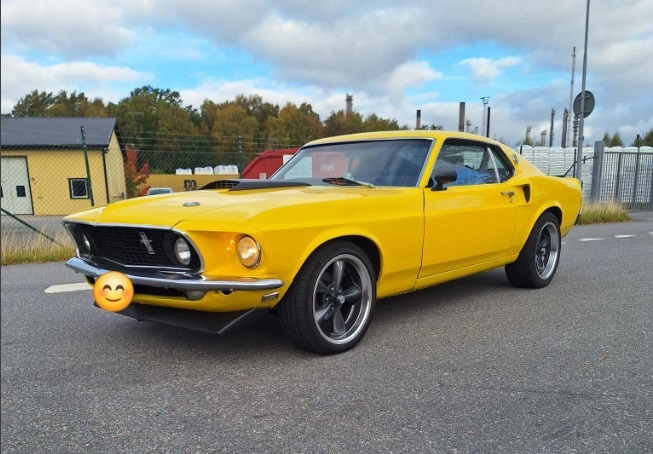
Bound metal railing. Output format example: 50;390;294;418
518;144;653;211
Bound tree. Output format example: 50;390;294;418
201;101;260;153
45;90;109;117
362;114;402;132
631;128;653;147
11;90;55;116
267;102;323;147
114;86;199;172
123;147;150;197
323;110;364;136
603;131;624;147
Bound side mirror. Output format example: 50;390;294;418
430;168;457;191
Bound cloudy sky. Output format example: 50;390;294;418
2;0;652;146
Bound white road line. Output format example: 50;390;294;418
578;238;604;242
45;283;92;294
614;234;636;238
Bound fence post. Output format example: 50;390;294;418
590;141;603;202
80;126;95;206
630;147;642;208
614;153;623;202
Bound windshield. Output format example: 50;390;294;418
271;139;433;187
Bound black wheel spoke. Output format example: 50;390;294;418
332;309;346;336
316;280;330;295
332;260;345;289
343;284;362;303
539;236;550;250
314;304;331;325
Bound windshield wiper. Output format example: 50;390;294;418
322;177;375;188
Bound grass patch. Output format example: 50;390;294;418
1;229;75;265
578;201;631;225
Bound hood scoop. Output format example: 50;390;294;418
200;179;311;191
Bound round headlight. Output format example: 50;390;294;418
174;238;192;266
237;236;260;268
81;233;92;253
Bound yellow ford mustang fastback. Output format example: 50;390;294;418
64;130;582;354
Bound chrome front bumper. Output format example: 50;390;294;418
65;257;284;291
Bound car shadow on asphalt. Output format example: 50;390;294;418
96;268;511;358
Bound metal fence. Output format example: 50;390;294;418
2;140;652;251
518;144;653;211
1;145;266;247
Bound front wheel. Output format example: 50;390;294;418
281;241;376;354
505;212;561;288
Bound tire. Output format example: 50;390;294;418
281;241;376;354
505;212;561;289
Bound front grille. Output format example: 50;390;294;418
73;224;199;270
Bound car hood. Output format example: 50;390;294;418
65;185;405;228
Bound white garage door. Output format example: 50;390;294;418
1;156;34;215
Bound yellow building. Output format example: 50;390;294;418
1;117;126;216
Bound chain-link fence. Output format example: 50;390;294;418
518;144;653;211
3;133;652;260
1;120;306;257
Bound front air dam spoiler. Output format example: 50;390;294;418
96;302;261;334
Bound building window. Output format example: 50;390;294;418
69;178;89;199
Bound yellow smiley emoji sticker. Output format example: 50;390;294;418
93;271;134;312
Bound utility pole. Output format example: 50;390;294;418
575;0;591;180
550;109;555;147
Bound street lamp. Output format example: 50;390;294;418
481;97;490;137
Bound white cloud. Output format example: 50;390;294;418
0;54;149;111
1;0;651;145
1;0;133;58
459;57;521;85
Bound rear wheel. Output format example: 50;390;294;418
282;241;375;354
505;212;561;288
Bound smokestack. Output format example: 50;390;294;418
459;102;465;132
416;110;421;129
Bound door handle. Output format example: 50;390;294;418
501;190;515;198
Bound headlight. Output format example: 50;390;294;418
237;236;261;268
174;238;192;265
81;232;92;253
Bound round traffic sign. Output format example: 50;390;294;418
573;90;595;118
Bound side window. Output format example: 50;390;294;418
432;140;497;187
488;145;515;182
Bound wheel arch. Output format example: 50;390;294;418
543;205;562;226
310;235;381;283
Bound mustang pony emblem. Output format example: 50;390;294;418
139;232;156;254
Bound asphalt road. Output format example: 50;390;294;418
2;215;652;453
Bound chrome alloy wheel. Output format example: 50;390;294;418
312;254;373;345
535;220;560;280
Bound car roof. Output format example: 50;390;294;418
304;130;504;147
